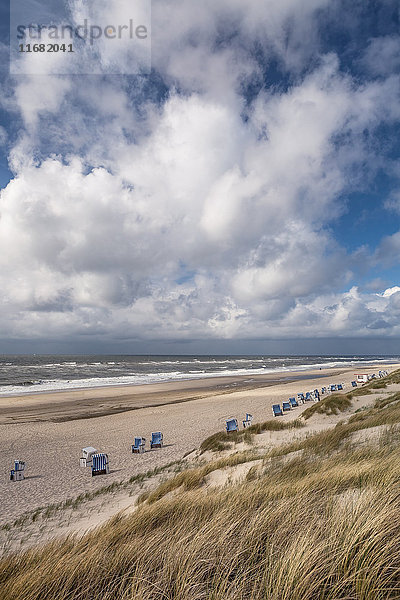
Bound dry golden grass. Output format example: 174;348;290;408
1;379;400;600
1;431;399;600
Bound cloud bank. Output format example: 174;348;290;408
1;0;400;349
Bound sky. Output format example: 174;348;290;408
0;0;400;355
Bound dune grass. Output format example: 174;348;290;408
200;419;304;452
1;424;399;600
1;374;400;600
302;369;400;420
302;393;352;419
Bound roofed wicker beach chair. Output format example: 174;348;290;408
289;397;298;407
226;418;239;433
337;384;343;390
321;387;327;394
305;392;312;401
80;446;98;467
132;437;146;454
150;432;163;448
272;404;283;417
297;393;305;403
351;381;357;387
330;384;337;392
10;460;25;482
282;401;291;412
242;414;253;428
91;453;109;477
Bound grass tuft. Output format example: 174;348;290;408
200;419;304;452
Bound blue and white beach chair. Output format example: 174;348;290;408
289;397;298;408
272;404;283;417
297;393;305;403
150;432;163;448
242;414;253;428
351;381;357;387
91;453;109;477
10;460;25;482
282;401;291;412
305;392;312;402
321;387;327;394
226;418;239;433
337;384;343;391
132;437;146;454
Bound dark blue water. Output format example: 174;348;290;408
0;354;397;395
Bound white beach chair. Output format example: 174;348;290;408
242;414;253;428
80;446;98;467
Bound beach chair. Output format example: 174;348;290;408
272;404;283;417
330;384;337;392
305;392;312;402
297;393;304;403
91;453;109;477
289;397;298;408
10;460;25;482
337;384;343;391
132;437;146;454
282;401;291;412
242;414;253;428
321;387;327;394
150;432;164;448
226;418;239;433
80;446;98;467
351;381;357;387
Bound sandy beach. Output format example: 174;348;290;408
1;363;398;529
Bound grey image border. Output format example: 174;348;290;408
9;0;152;75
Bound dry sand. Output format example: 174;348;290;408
0;363;398;539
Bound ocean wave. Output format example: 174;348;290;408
0;357;397;396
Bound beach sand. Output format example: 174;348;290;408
1;363;398;531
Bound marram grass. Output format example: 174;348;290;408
1;431;400;599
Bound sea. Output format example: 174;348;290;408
0;354;398;396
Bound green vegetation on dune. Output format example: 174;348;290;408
200;418;304;452
1;379;400;600
302;368;400;420
302;393;352;418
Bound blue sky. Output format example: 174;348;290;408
0;0;400;354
